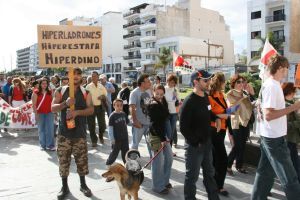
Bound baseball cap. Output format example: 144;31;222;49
190;70;213;84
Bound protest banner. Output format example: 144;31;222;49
0;98;36;129
38;22;102;110
37;24;102;68
294;63;300;87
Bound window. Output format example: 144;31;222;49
146;31;151;36
251;31;261;39
251;11;261;19
251;51;260;58
146;55;151;59
152;42;156;48
146;43;151;48
273;30;284;41
152;55;156;60
152;30;156;36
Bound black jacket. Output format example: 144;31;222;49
147;97;169;142
180;92;216;146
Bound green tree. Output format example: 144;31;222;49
155;47;172;76
252;32;284;61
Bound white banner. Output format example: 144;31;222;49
0;98;37;129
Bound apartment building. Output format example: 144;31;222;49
247;0;300;68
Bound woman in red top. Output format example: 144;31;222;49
208;72;230;196
9;78;26;107
32;77;55;151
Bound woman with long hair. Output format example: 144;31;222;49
9;78;26;107
148;84;173;194
208;72;229;196
226;74;253;174
32;77;55;151
281;82;300;183
164;74;179;148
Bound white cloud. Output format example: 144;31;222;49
0;0;246;72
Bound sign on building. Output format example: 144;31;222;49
37;25;102;67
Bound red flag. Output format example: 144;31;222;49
173;52;184;67
260;38;278;65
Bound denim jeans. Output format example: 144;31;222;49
165;114;177;140
131;124;152;158
184;139;220;200
251;136;300;200
38;113;54;148
287;142;300;183
228;125;249;169
151;143;173;192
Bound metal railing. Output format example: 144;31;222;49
124;43;141;49
123;32;141;39
123;21;142;28
123;10;140;18
123;55;141;60
265;14;286;23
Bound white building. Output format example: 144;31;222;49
123;0;234;75
247;0;300;68
61;14;127;83
16;43;39;72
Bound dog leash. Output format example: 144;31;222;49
134;141;168;175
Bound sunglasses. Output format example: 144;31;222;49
197;78;210;83
236;80;245;84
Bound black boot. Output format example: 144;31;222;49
57;177;69;200
80;176;92;197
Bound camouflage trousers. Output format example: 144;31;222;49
57;135;89;177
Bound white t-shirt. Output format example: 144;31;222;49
164;86;178;114
261;78;287;138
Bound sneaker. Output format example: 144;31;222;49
57;186;70;200
158;188;169;195
47;146;56;151
40;147;46;151
165;183;173;189
80;185;92;197
219;189;229;196
227;168;234;176
92;143;97;148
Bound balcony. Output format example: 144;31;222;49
141;59;156;65
123;55;141;60
123;66;140;71
140;35;156;42
140;23;156;30
123;21;141;28
140;47;156;54
265;14;285;23
123;32;141;39
123;10;140;18
124;43;141;50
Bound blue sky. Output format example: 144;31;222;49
0;0;247;71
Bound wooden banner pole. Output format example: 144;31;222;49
67;21;75;111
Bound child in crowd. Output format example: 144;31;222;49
106;99;129;166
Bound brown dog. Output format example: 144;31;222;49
102;163;143;200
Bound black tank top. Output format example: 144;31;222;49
58;87;88;139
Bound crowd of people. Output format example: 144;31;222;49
0;54;299;200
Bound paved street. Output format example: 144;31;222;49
0;126;286;200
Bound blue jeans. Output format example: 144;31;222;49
184;139;220;200
251;136;300;200
131;125;152;158
165;114;177;140
151;143;173;192
38;113;54;148
287;142;300;183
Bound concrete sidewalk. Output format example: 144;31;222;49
0;128;286;200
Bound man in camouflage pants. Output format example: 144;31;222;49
52;68;94;200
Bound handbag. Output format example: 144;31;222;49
31;93;46;125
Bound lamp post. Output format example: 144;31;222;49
203;39;210;70
108;55;113;78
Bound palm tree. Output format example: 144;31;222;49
252;32;284;61
155;47;173;76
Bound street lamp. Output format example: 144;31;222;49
203;39;210;70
